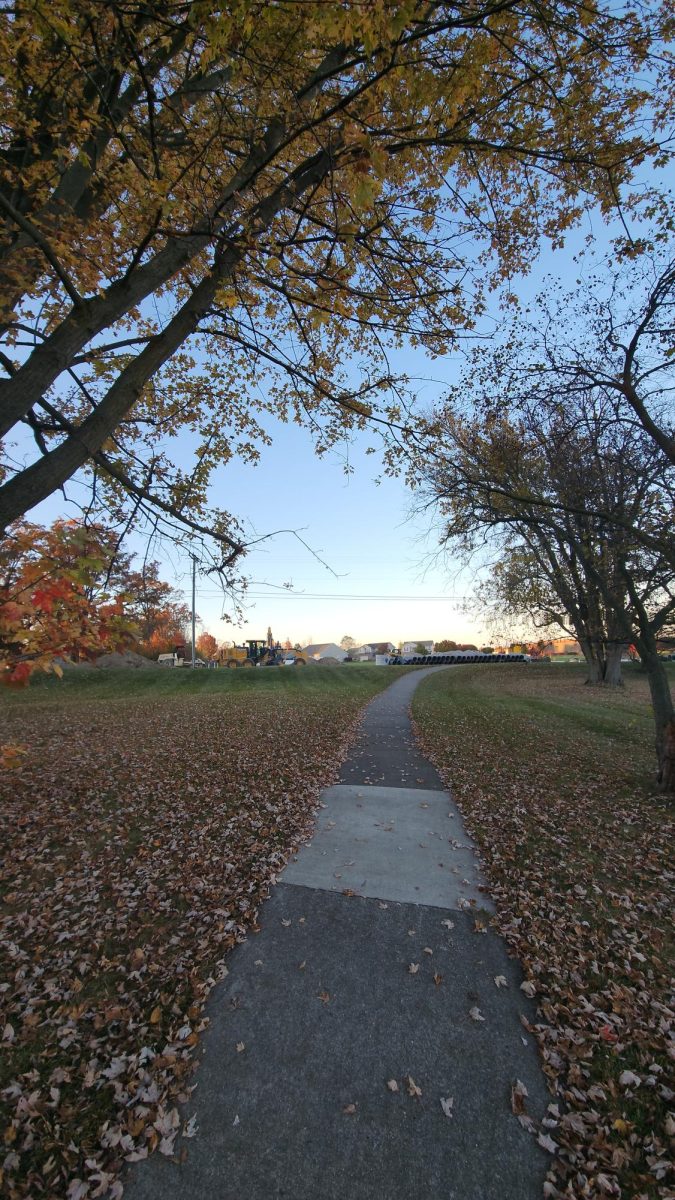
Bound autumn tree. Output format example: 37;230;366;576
122;563;192;654
434;639;458;652
0;519;134;684
422;388;675;786
445;238;675;568
340;635;356;651
0;0;670;567
196;631;218;660
512;243;675;470
0;517;195;678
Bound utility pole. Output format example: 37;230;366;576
191;555;196;669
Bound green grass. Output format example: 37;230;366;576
416;661;663;764
0;662;412;704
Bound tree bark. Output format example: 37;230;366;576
0;147;335;530
580;637;604;684
640;648;675;793
603;643;625;686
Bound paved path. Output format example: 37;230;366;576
125;668;549;1199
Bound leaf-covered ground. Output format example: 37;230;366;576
0;667;399;1199
412;663;674;1200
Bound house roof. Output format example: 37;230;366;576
303;643;342;655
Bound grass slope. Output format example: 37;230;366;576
2;662;404;702
412;663;674;1200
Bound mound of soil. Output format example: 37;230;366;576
95;651;159;669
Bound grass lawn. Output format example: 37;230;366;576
0;665;403;1199
412;663;674;1200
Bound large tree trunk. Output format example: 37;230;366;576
579;637;624;687
603;643;625;687
641;649;675;793
582;650;604;685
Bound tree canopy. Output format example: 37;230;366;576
0;0;671;568
419;320;675;785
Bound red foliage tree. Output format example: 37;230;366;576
0;520;135;687
196;632;218;660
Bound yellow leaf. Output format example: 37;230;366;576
218;289;239;309
150;1006;162;1024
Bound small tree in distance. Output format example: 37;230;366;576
196;632;218;660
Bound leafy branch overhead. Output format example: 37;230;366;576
0;0;671;550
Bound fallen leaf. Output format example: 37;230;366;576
440;1096;454;1118
599;1023;617;1042
343;1103;357;1115
537;1132;557;1154
405;1075;422;1098
520;980;536;997
386;1079;399;1093
494;976;508;988
511;1079;529;1115
469;1006;485;1022
408;963;420;975
183;1115;199;1139
236;1042;245;1053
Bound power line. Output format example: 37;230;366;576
199;590;466;602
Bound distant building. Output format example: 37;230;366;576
544;638;581;656
494;637;581;656
354;641;396;661
303;642;348;661
402;640;434;655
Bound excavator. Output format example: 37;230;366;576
219;630;308;668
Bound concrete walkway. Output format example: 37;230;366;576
125;668;549;1199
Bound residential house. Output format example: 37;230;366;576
402;639;434;655
354;641;396;661
303;643;348;661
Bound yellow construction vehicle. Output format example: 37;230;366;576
219;638;307;668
